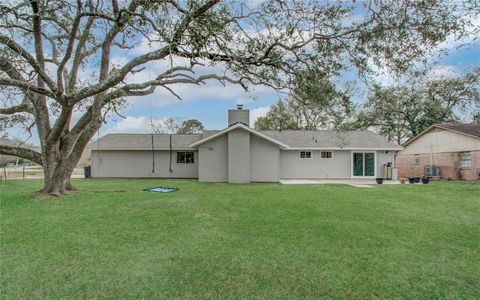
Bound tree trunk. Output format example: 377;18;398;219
38;144;82;196
40;161;75;196
41;167;77;196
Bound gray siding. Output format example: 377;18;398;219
228;109;250;126
280;150;351;179
228;128;250;183
198;134;228;182
92;130;399;181
280;150;395;179
250;134;280;182
91;150;198;178
376;150;395;178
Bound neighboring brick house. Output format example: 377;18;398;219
396;124;480;181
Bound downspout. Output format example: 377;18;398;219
151;134;155;174
169;134;173;173
430;144;433;165
96;129;101;175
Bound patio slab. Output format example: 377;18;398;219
279;179;401;188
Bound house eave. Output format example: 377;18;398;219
91;147;197;151
285;147;403;151
403;124;480;147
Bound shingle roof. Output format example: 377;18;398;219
202;130;220;137
189;123;290;148
403;123;480;147
91;133;203;150
92;128;402;151
436;123;480;137
260;130;402;150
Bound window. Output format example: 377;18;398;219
321;151;333;159
177;152;194;164
415;154;420;165
459;152;471;169
300;151;312;159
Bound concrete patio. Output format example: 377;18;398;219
279;179;402;188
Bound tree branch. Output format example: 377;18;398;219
0;144;43;165
0;35;57;93
0;77;56;98
0;103;32;114
68;15;95;90
69;0;221;103
0;57;26;81
57;0;82;93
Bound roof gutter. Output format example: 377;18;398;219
285;147;403;151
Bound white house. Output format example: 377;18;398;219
91;106;402;182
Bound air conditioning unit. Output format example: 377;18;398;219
424;165;440;177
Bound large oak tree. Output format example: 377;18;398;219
0;0;477;195
255;68;355;130
357;67;480;144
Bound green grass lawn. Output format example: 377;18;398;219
1;179;479;298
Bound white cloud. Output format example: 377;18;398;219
368;64;398;86
121;79;276;111
104;105;273;134
437;15;480;51
249;106;271;127
129;34;167;56
110;55;130;67
108;116;153;133
427;65;459;80
105;52;278;110
368;62;462;86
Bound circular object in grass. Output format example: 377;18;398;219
143;187;179;193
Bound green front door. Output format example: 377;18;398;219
353;152;375;177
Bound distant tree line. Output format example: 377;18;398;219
150;117;204;134
357;67;480;144
255;68;356;131
255;67;480;144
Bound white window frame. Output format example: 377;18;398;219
415;154;420;165
320;151;334;159
351;151;377;179
299;151;312;159
459;152;471;169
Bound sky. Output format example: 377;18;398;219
4;2;480;145
101;42;480;136
10;41;479;146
